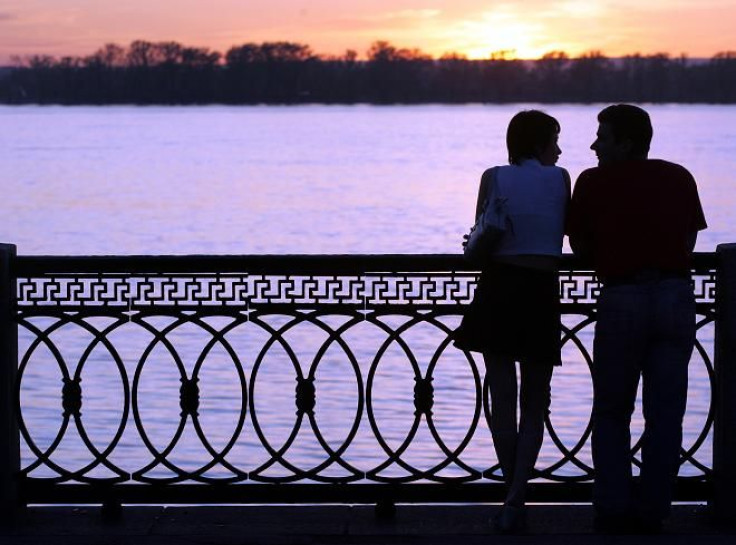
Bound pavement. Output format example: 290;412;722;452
2;504;735;545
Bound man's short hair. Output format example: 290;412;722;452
506;110;560;165
597;104;653;157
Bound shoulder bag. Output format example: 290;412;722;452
463;167;512;265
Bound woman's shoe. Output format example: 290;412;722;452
493;505;527;534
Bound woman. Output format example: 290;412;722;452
454;110;570;533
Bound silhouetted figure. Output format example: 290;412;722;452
454;110;570;533
567;104;707;534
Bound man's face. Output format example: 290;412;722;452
590;122;629;166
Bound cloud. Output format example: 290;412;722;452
0;12;17;22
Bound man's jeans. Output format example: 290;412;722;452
592;278;696;519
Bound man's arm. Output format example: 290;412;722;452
687;231;698;253
570;231;594;263
566;173;595;264
686;169;707;253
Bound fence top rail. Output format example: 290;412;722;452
9;252;719;276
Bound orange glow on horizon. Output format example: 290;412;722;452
0;1;735;64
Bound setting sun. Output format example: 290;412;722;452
448;10;552;59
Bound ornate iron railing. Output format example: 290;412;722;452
5;253;719;504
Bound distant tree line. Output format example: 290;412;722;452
1;40;736;104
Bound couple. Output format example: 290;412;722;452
454;104;708;534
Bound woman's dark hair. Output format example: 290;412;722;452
506;110;560;165
597;104;653;157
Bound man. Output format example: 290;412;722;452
567;104;707;533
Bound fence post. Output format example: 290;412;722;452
713;243;736;520
0;244;19;523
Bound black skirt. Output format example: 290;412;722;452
453;262;561;366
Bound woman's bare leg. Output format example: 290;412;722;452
484;353;518;488
505;362;553;507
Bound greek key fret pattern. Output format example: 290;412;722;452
559;271;599;304
17;273;483;308
692;271;717;303
16;269;718;309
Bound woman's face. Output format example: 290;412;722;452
538;132;561;166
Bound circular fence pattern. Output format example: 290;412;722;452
15;262;716;487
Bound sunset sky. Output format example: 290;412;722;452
1;0;735;63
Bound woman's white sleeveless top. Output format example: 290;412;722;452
493;159;568;257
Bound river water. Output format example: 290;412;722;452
2;104;731;482
3;104;734;255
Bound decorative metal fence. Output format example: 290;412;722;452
0;250;727;506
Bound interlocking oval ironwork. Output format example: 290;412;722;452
13;255;716;495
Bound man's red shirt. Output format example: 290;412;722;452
566;159;707;279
